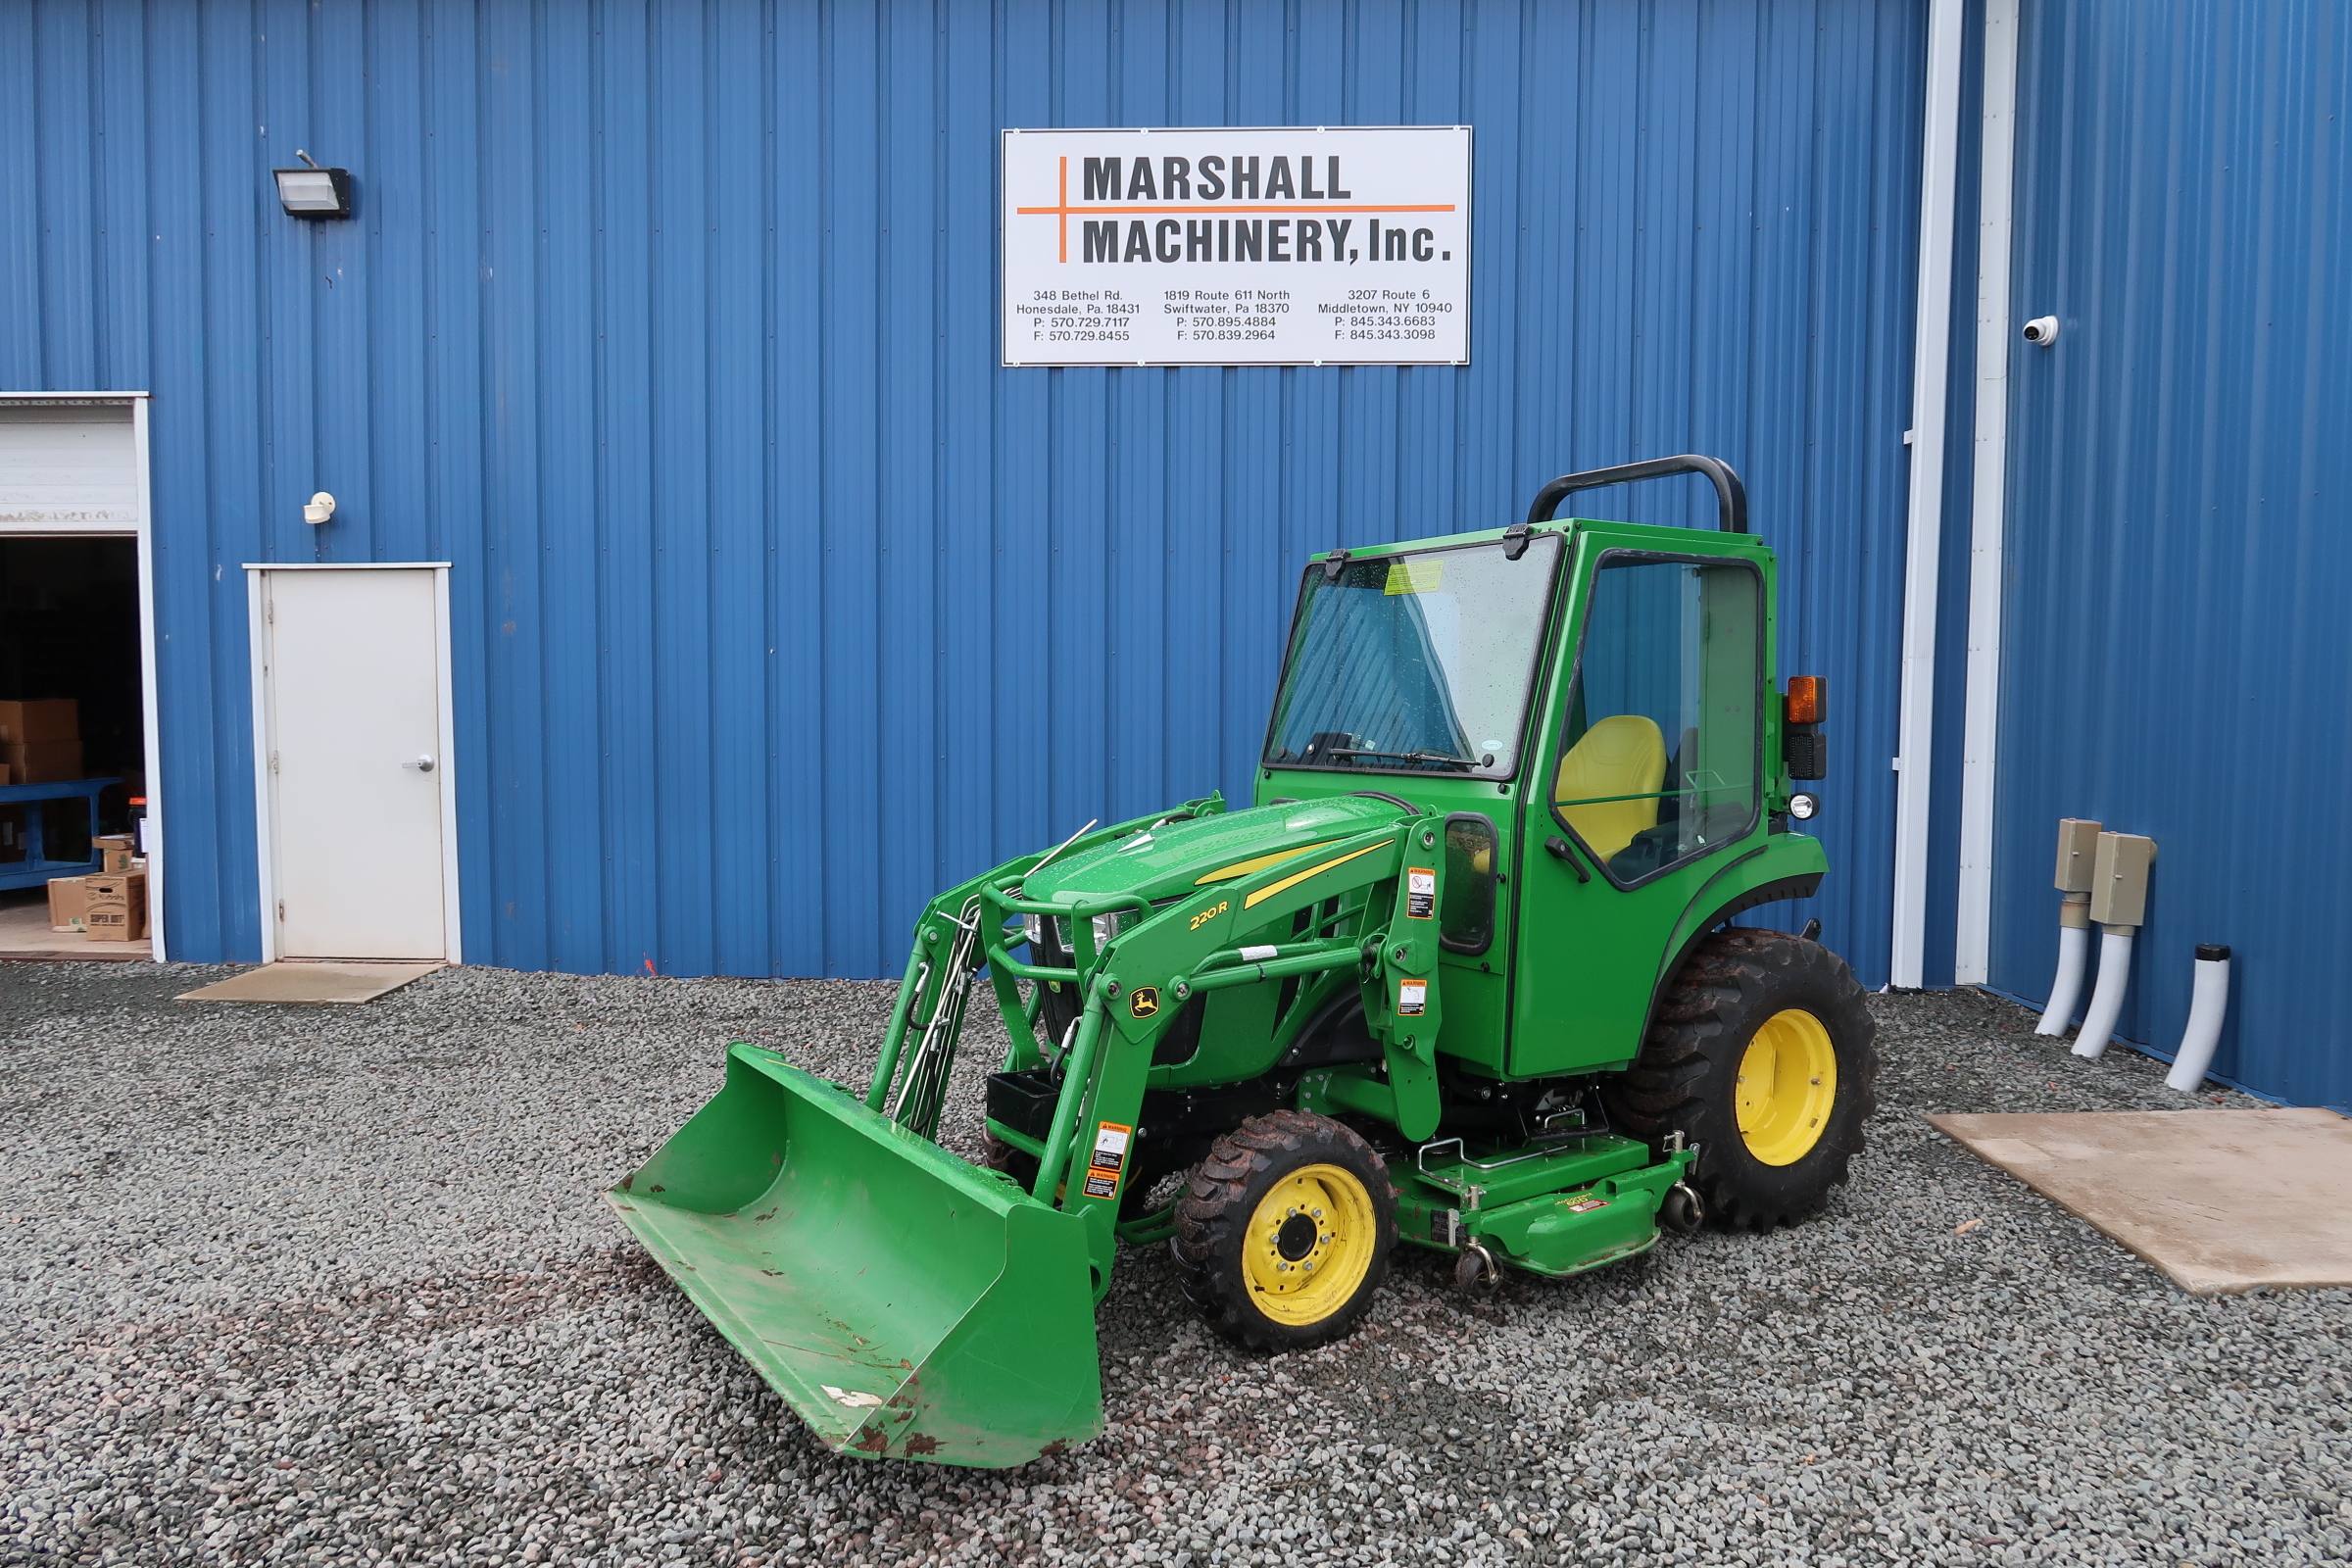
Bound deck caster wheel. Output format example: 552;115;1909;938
1453;1243;1499;1294
1659;1181;1705;1235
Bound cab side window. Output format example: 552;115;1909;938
1553;557;1760;886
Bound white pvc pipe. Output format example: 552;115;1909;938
2035;919;2089;1036
2072;926;2135;1058
2165;947;2232;1092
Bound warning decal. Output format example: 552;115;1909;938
1090;1121;1133;1175
1082;1122;1132;1202
1396;977;1428;1016
1405;867;1437;919
1564;1196;1610;1214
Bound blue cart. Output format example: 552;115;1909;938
0;777;119;892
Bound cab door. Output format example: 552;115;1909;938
1509;529;1767;1075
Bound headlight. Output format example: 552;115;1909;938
1021;913;1045;949
1091;912;1120;949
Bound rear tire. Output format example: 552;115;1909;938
1172;1110;1396;1351
1602;927;1878;1230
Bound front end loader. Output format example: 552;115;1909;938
610;456;1879;1466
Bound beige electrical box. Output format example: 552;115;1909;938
2088;832;2156;927
2053;818;2103;893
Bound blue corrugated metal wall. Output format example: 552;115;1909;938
0;0;1930;980
1993;0;2352;1106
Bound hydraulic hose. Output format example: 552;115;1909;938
2071;925;2135;1059
2035;893;2093;1036
2164;945;2232;1092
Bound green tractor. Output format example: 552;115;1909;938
610;456;1878;1466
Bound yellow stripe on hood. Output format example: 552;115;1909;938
1194;839;1342;887
1243;842;1387;909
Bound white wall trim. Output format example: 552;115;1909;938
0;392;167;957
245;569;277;963
1955;0;2021;986
130;400;166;960
246;564;461;964
431;565;463;963
239;561;455;571
1889;0;1970;988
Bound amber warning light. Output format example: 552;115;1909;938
1785;675;1824;726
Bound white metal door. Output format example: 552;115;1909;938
256;567;453;959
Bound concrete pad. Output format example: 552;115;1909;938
1928;1107;2352;1294
175;961;443;1005
0;890;151;961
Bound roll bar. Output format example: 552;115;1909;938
1521;454;1748;535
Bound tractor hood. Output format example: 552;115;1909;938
1024;795;1413;907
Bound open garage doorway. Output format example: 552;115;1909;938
0;398;160;960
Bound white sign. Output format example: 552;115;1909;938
1002;125;1471;368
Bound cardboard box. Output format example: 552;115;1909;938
47;874;88;933
83;871;146;942
0;760;12;785
101;849;135;872
0;699;78;745
4;740;84;783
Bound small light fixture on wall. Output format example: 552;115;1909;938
304;492;337;526
274;151;354;220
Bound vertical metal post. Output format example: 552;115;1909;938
1890;0;1970;988
1955;0;2022;986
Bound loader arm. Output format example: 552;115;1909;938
964;808;1449;1288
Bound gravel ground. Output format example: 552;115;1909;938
4;960;2349;1568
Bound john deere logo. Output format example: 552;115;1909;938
1128;987;1159;1019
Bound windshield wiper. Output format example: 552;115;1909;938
1323;747;1482;771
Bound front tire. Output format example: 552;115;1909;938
1603;927;1879;1229
1172;1110;1396;1351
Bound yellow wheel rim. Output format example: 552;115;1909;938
1736;1008;1838;1166
1241;1163;1378;1326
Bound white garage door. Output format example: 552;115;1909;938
0;403;140;531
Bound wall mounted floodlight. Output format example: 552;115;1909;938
274;150;353;220
303;491;337;526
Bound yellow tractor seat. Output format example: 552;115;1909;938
1554;714;1668;860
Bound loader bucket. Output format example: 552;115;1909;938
607;1045;1102;1466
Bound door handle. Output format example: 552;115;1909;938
403;755;436;773
1544;836;1591;884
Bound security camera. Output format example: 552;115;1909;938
2022;315;2060;346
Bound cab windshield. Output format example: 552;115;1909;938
1263;536;1562;780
